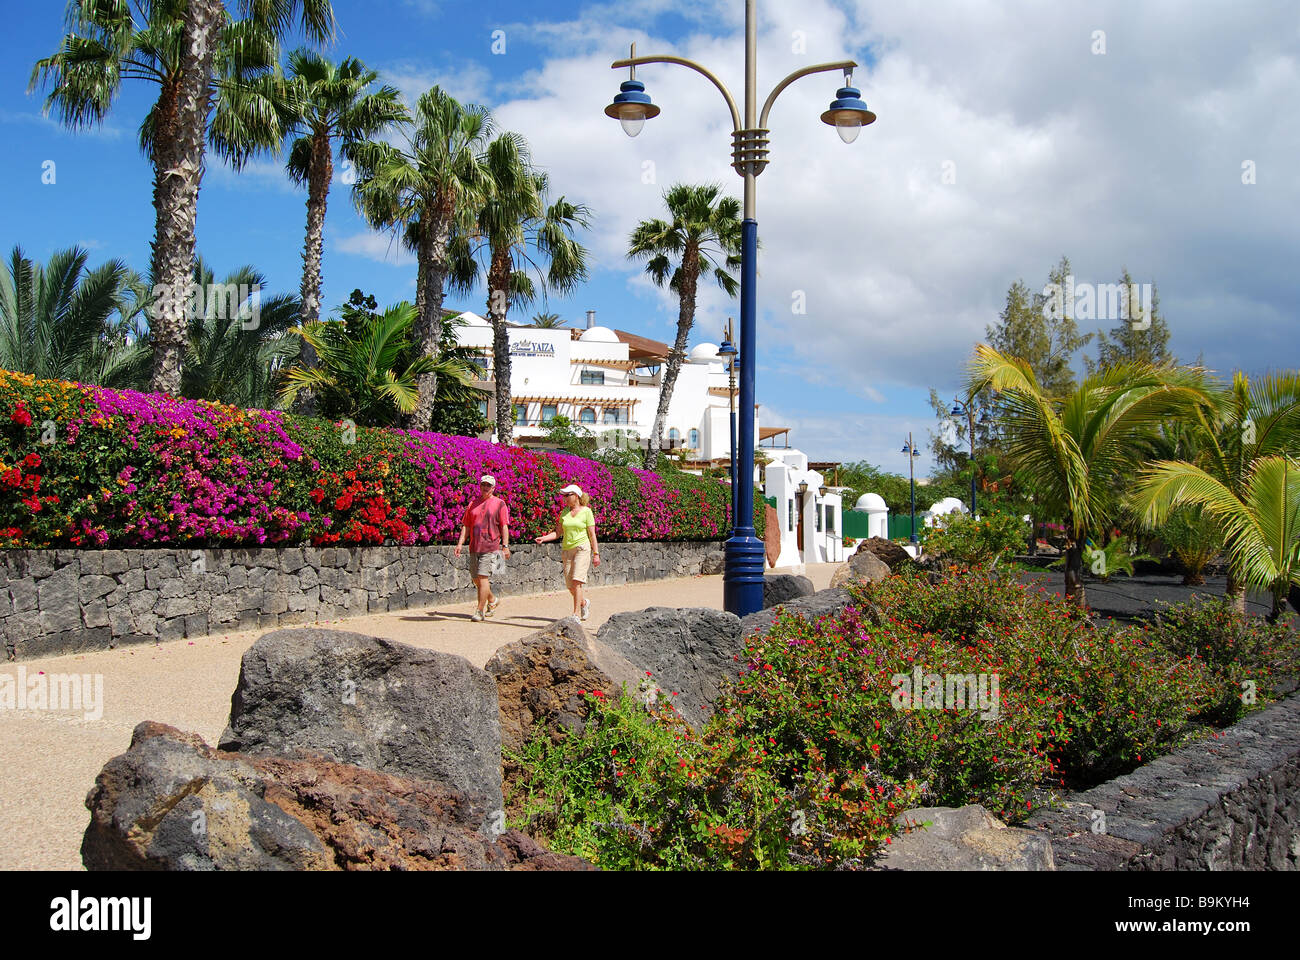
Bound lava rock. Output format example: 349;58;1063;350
830;549;891;589
876;805;1055;871
740;587;861;638
762;573;816;608
700;550;727;576
219;628;503;812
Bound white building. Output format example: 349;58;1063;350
450;309;758;464
761;450;847;566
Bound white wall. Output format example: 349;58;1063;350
763;460;845;567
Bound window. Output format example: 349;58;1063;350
816;503;823;532
603;408;627;424
579;407;596;424
469;355;489;380
514;404;527;426
825;505;835;533
668;428;681;445
688;428;700;450
788;499;795;532
542;404;558;424
477;399;489;418
580;369;604;386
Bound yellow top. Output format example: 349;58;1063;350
561;506;595;550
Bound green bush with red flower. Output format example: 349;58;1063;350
512;568;1241;869
0;369;757;548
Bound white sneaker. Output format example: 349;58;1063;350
580;599;590;621
471;610;484;622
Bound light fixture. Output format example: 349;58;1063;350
717;338;737;358
818;485;829;496
605;78;660;138
950;403;964;417
820;79;875;144
797;480;808;496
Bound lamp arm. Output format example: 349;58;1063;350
611;55;742;130
759;60;858;128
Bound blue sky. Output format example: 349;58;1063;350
2;1;1297;474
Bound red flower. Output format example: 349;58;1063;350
21;453;41;469
10;406;32;427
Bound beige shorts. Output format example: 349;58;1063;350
469;550;505;579
562;545;591;585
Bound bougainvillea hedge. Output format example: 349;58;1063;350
0;370;762;549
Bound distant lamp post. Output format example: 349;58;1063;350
949;397;991;517
818;485;829;496
901;433;921;545
718;320;739;524
605;1;874;617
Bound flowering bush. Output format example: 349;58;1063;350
921;510;1026;568
0;370;751;548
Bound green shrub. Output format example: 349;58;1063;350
921;511;1025;568
1159;507;1223;585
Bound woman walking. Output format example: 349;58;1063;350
534;484;600;620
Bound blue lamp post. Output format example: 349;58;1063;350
949;398;992;517
717;319;739;526
604;2;876;617
901;433;921;546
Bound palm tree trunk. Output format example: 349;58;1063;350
1064;541;1087;607
294;131;332;415
406;211;449;431
149;0;221;396
1225;573;1247;616
645;247;698;471
488;253;514;444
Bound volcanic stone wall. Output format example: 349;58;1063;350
1028;693;1300;870
0;542;724;660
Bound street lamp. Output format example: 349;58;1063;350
949;397;991;517
901;433;921;546
718;319;739;526
606;2;875;617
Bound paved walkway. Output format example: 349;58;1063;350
0;564;838;870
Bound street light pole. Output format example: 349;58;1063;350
718;319;738;526
902;432;920;546
605;0;874;617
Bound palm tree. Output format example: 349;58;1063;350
180;257;300;408
276;51;407;328
0;245;148;389
1134;456;1300;622
969;344;1214;606
350;86;494;430
449;132;590;444
280;301;473;427
31;0;335;396
628;183;742;469
531;312;564;328
1133;371;1300;612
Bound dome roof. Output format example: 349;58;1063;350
853;492;887;512
929;497;967;515
689;342;721;362
579;325;620;343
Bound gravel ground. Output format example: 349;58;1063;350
1014;571;1280;623
0;563;836;872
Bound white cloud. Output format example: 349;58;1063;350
334;230;417;267
0;108;123;140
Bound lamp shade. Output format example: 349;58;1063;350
820;85;875;143
605;79;661;137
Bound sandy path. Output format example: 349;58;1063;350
0;564;838;871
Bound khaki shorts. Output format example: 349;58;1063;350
562;545;591;585
470;550;505;579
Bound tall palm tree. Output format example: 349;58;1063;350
1134;456;1300;622
531;312;564;328
180;257;300;408
449;132;590;444
0;245;148;389
31;0;335;396
628;183;741;470
969;344;1214;605
350;86;494;430
280;301;472;427
276;50;407;328
1135;371;1300;612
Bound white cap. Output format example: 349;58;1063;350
480;475;495;486
560;484;583;496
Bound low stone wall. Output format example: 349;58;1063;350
0;542;724;661
1028;693;1300;870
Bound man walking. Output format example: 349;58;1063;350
454;475;511;622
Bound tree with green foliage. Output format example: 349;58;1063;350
350;86;494;430
628;183;742;470
970;344;1214;606
1086;269;1174;375
531;312;564;328
0;245;147;389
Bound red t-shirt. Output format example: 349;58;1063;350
462;496;510;553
